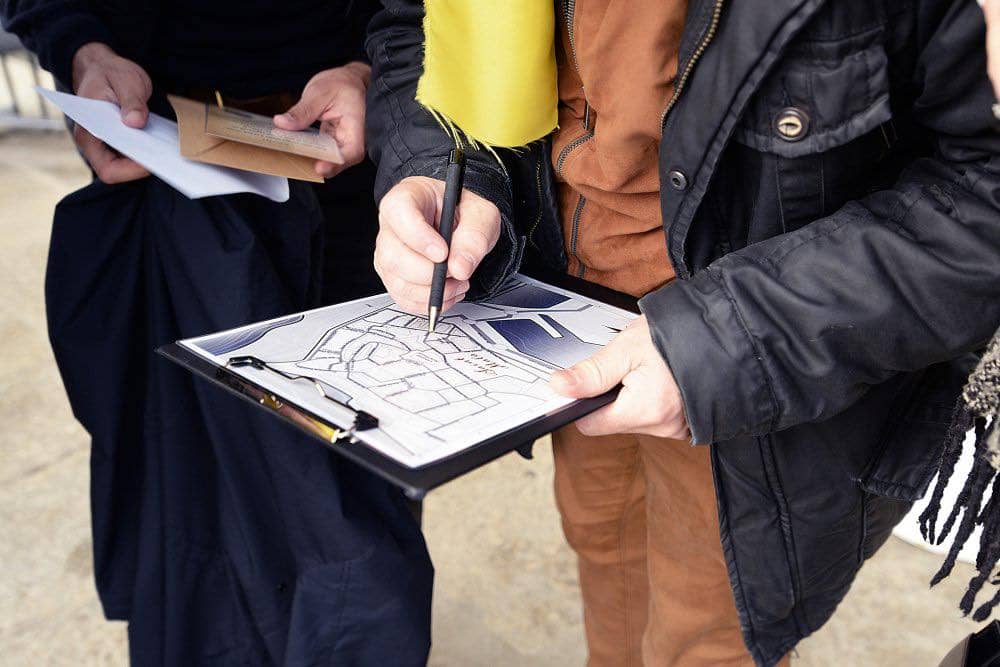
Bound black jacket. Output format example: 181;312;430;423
366;0;1000;664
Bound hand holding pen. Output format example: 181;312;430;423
373;163;502;319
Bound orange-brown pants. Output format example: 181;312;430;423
553;426;785;666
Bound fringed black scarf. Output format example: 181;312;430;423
920;329;1000;621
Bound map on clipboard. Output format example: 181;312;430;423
178;274;636;468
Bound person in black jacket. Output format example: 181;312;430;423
2;1;432;664
366;1;1000;665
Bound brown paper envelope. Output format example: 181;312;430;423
168;95;323;183
205;104;344;163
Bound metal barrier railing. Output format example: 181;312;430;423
0;28;63;131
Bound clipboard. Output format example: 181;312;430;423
157;270;639;499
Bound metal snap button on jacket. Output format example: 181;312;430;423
668;169;688;190
774;107;809;141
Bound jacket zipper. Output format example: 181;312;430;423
555;131;594;175
564;0;580;68
569;195;587;278
557;0;594;176
560;0;591;275
528;153;544;250
660;0;725;131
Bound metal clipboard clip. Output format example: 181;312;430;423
226;355;379;445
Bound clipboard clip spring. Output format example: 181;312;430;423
226;355;380;443
332;410;380;444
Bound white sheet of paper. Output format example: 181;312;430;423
179;275;637;468
38;89;289;202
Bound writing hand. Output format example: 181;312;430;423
375;176;501;314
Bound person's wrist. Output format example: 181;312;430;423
71;42;115;92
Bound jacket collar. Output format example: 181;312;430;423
660;0;828;279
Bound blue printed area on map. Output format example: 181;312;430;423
487;315;599;369
485;283;571;310
196;314;304;356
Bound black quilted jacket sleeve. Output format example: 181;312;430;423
364;0;524;300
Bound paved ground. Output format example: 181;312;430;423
0;127;991;666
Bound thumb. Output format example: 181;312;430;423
274;95;323;130
550;338;633;399
110;77;149;128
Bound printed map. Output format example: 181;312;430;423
181;275;635;467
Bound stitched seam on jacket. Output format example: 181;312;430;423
775;155;786;234
756;177;933;270
863;43;874;122
711;269;781;433
374;35;411;178
857;373;915;487
786;20;886;45
710;446;766;666
819;150;826;216
759;436;809;636
857;491;869;564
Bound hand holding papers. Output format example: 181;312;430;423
40;89;290;202
168;96;328;184
205;103;344;163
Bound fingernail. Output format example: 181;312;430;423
123;110;144;125
275;113;291;124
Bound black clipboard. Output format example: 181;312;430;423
157;270;639;499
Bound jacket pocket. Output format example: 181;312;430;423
855;358;973;561
732;32;892;158
859;358;974;502
732;32;895;240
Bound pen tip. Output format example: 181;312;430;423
427;306;439;334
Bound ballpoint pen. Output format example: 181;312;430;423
427;147;466;333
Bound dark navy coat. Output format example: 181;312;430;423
46;180;433;665
4;0;435;662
